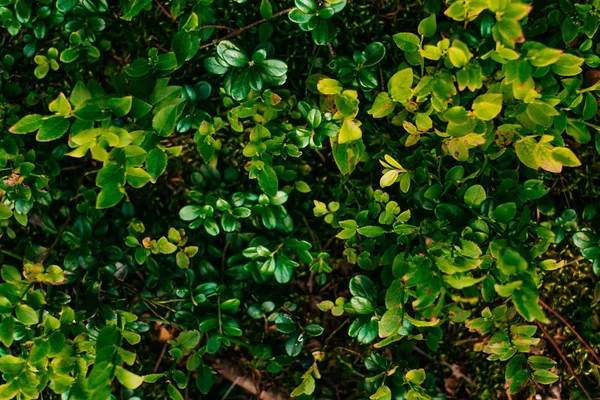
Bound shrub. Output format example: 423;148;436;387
1;0;600;398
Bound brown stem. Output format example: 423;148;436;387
213;361;287;400
327;43;336;58
153;342;168;372
199;25;235;31
535;321;592;400
539;298;600;365
149;35;169;53
198;8;294;51
153;0;176;22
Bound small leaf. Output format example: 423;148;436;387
357;226;385;238
464;185;486;207
492;203;517;223
393;32;420;51
533;369;559;384
418;14;437;37
37;116;70;142
317;78;342;95
405;369;426;385
115;366;144;389
9;114;43;134
472;93;502;121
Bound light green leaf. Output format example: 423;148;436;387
393;32;420;51
9;114;43;134
36;116;70;142
472;93;502;121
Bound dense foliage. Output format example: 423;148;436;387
1;0;600;398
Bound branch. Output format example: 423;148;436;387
539;298;600;365
198;8;294;51
213;360;287;400
535;321;592;400
199;25;235;31
153;0;176;22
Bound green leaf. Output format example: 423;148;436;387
583;92;598;120
256;165;278;196
36;116;70;142
260;59;288;77
552;53;583;76
472;93;502;121
178;330;201;350
369;92;395;118
97;163;126;188
363;42;386;67
533;369;559;384
260;0;273;19
275;254;297;283
508;369;529;393
126;167;152;188
108;96;133;117
418;14;437;37
16;304;38;325
515;136;538;169
157;237;177;254
464;185;486;207
552;147;581;167
388;68;413;103
393;32;420;51
167;383;184;400
317;78;342;95
57;0;78;13
97;185;125;209
370;385;392;400
304;324;324;336
528;356;557;370
9;114;43;134
291;375;315;397
0;355;26;374
378;304;403;338
49;92;72;115
332;138;365;175
349;275;375;299
0;204;12;220
312;18;335;45
120;0;152;20
222;49;248;67
405;369;426;385
115;366;144;389
492;203;517;223
443;275;485;289
153;105;181;137
146;148;168;183
339;119;362;143
357;226;385;238
566;119;591;144
285;331;305;356
526;101;559;128
295;0;318;13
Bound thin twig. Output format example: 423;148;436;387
0;249;21;260
153;342;168;372
413;346;473;384
153;0;176;21
536;321;592;400
149;36;169;53
539;299;600;365
199;25;235;31
198;8;294;51
327;44;336;57
222;377;241;400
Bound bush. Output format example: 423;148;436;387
1;0;600;398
